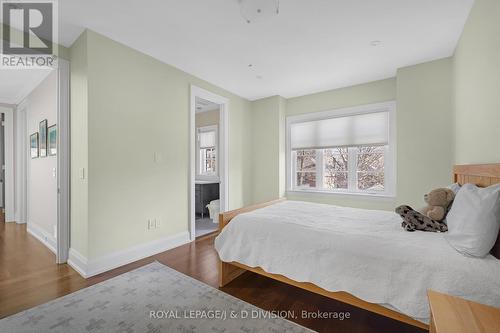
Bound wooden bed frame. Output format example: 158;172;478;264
218;164;500;331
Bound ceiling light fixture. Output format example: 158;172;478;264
239;0;279;24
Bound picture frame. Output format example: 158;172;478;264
39;119;48;157
48;124;57;156
30;133;39;159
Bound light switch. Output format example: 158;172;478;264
52;168;57;178
79;168;85;180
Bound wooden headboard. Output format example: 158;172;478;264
453;164;500;187
453;164;500;259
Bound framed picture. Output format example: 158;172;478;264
48;125;57;156
30;133;39;158
39;119;48;157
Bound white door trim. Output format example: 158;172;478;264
15;100;28;224
189;85;229;241
2;106;15;222
56;59;70;263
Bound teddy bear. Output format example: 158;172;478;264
395;188;455;232
420;188;456;221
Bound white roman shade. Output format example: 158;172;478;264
290;111;389;150
199;130;216;148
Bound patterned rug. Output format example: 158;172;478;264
0;262;313;333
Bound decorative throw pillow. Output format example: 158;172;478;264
445;184;500;257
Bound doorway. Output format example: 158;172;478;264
190;86;228;240
0;59;70;264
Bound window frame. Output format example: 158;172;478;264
196;125;219;180
286;101;396;198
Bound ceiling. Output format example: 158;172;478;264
6;0;475;101
0;68;53;104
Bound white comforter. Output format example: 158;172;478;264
214;201;500;322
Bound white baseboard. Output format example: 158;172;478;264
68;248;89;278
27;223;57;254
68;231;190;279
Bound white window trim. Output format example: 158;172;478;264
196;125;219;181
285;101;397;199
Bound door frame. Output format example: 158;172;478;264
56;58;70;263
9;59;70;263
0;59;69;262
14;100;27;225
2;105;14;221
189;85;229;241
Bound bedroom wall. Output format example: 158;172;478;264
285;78;397;117
70;30;253;261
252;62;454;210
453;0;500;164
251;96;286;203
284;78;399;210
26;71;58;249
69;31;89;258
396;58;454;207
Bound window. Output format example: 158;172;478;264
197;125;218;178
287;102;395;197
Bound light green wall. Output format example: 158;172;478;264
396;58;454;207
286;78;397;117
69;32;89;257
71;30;253;260
453;0;500;164
251;96;285;203
284;79;399;210
253;63;454;211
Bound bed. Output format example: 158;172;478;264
214;164;500;330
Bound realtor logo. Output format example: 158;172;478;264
1;0;58;68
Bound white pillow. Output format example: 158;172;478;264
445;183;500;257
442;183;462;225
447;183;461;195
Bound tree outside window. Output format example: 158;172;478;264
294;146;385;193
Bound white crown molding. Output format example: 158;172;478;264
68;231;191;279
27;222;57;254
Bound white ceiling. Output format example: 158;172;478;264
0;68;53;104
9;0;475;101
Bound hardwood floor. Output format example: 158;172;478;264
0;222;426;333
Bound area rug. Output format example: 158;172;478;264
0;261;313;333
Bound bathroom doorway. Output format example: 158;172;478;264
189;86;228;240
